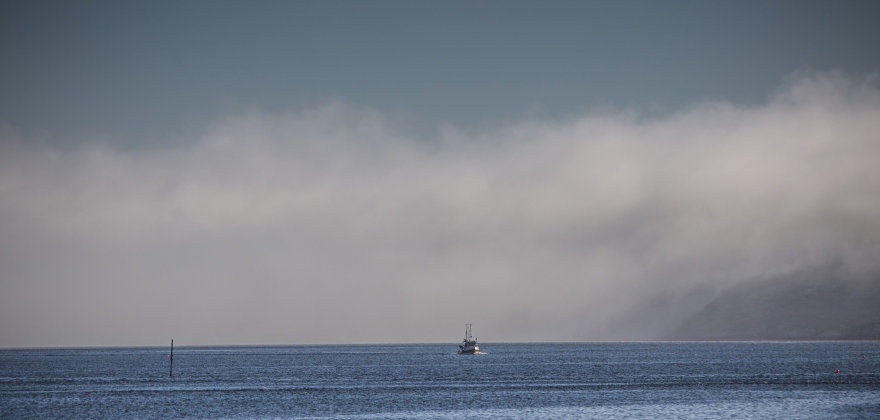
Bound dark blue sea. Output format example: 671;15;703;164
2;342;878;419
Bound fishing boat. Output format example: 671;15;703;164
457;324;479;354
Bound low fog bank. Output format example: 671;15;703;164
1;72;880;346
672;265;880;340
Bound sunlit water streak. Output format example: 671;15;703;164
1;342;878;419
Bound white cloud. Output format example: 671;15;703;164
2;72;879;346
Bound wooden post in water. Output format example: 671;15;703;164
169;339;174;377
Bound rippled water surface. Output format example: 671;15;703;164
2;342;878;419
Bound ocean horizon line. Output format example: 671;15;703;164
4;339;879;350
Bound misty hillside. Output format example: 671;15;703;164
672;267;880;340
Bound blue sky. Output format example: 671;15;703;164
2;0;878;146
1;1;880;346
